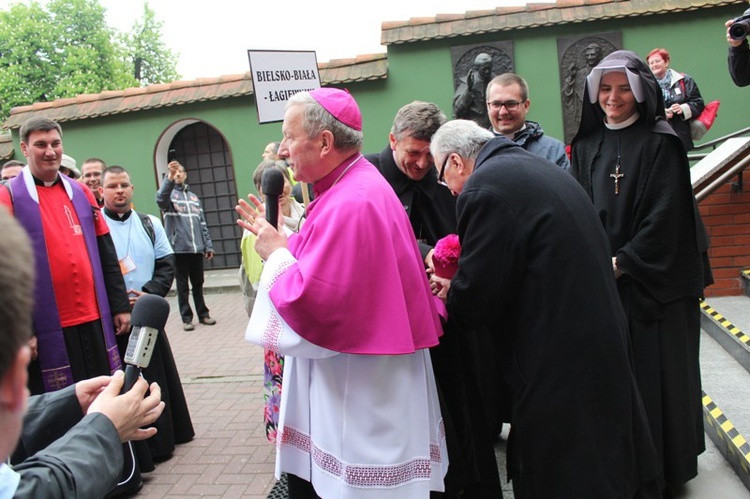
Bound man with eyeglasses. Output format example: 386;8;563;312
429;119;660;498
486;73;570;170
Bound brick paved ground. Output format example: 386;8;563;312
139;289;278;498
132;271;747;498
136;269;513;498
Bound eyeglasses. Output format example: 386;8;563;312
487;100;521;111
438;153;452;186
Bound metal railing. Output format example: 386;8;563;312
689;125;750;162
690;132;750;202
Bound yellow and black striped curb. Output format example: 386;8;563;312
700;300;750;349
703;392;750;491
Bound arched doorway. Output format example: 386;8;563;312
160;121;242;269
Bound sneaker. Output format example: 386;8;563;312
199;316;216;326
183;322;195;331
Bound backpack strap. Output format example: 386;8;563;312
137;212;156;246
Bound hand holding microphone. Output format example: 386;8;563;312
261;167;285;230
121;294;170;394
88;371;164;443
235;168;288;260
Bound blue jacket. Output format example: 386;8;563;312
494;121;570;171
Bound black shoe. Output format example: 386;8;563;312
183;322;195;331
199;316;216;325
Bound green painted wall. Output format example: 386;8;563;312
6;2;747;227
377;3;745;145
32;98;283;216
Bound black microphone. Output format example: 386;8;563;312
120;294;170;393
262;168;285;230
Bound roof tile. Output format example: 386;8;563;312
527;2;558;11
466;8;502;18
0;134;14;160
5;0;741;128
381;20;409;30
410;16;439;26
380;0;743;45
494;5;528;14
546;8;565;22
5;54;387;128
435;13;466;22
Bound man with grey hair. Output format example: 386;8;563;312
430;119;661;498
366;101;454;266
486;73;569;169
237;88;447;498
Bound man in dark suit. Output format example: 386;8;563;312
430;119;660;498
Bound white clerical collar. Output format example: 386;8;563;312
604;111;640;130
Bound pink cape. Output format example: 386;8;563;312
269;155;442;355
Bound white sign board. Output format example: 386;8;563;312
248;50;321;124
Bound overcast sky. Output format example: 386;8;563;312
0;0;526;80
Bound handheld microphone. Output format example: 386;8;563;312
120;294;170;393
262;168;285;230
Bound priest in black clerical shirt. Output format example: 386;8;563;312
367;101;504;498
365;101;455;265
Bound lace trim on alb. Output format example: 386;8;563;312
278;425;444;489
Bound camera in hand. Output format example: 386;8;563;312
729;8;750;41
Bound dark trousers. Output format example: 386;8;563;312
287;474;321;499
175;253;209;323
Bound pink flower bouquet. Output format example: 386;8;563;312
433;234;461;279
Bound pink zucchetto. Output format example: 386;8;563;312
309;87;363;131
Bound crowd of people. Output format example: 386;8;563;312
0;20;747;499
0;119;197;496
237;34;749;498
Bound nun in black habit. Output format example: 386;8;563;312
570;50;713;489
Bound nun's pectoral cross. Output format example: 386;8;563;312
610;164;624;195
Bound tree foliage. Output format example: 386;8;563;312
0;0;180;122
124;2;179;86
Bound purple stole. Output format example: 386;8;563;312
10;171;121;392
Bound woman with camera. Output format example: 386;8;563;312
646;48;705;151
